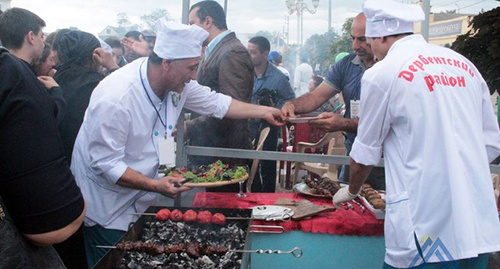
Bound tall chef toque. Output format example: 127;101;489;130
363;0;425;38
153;18;209;60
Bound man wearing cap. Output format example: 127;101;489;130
268;51;291;80
281;13;385;190
332;0;500;268
71;20;284;267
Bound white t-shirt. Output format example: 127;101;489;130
293;62;313;97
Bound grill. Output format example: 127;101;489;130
93;206;253;269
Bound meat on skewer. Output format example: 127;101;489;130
115;241;229;258
155;209;170;221
170;209;183;221
211;213;226;226
182;209;198;223
133;210;230;225
197;210;212;224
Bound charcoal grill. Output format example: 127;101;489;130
93;206;253;269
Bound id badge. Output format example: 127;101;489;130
350;100;361;119
158;137;176;166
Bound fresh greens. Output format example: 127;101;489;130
165;160;247;184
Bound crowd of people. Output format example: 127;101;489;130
1;0;499;268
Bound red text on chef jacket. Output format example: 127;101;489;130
397;55;475;92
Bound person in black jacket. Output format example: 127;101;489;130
53;30;119;163
0;8;86;268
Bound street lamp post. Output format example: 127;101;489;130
285;0;320;46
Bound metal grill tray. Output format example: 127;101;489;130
93;206;253;269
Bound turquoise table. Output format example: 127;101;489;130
192;192;386;268
248;231;385;269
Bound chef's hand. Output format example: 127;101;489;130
93;48;119;71
280;102;297;119
38;76;59;89
156;176;191;197
121;35;150;57
263;107;286;126
332;186;358;209
309;112;344;132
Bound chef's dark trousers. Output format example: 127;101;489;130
83;225;124;268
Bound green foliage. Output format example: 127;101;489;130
302;30;339;69
141;9;170;30
329;17;353;57
117;12;131;27
451;7;500;94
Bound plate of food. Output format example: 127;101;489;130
164;160;248;188
293;178;343;198
287;116;322;123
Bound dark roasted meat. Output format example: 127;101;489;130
305;177;341;196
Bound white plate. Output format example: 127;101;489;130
251;205;294;221
287;116;322;123
359;193;385;220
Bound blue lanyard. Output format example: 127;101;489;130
139;60;167;135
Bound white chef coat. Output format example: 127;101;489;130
71;58;232;231
293;62;313;97
350;35;500;267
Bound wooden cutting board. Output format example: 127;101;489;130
275;198;336;220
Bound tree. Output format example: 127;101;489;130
329;17;353;58
117;12;131;27
302;30;339;73
253;30;274;41
141;9;170;30
451;7;500;94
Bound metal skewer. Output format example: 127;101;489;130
233;247;303;258
96;246;302;258
128;213;292;221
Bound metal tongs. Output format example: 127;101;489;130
232;247;302;258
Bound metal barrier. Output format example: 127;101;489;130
173;114;500;206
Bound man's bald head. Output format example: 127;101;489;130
350;13;374;64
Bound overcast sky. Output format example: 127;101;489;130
9;0;500;44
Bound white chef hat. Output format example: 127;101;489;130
363;0;425;38
153;18;209;60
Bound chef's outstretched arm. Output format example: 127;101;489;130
225;99;286;126
117;168;191;197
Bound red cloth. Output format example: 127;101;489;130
192;192;384;236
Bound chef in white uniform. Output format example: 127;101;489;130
332;1;500;268
71;19;284;267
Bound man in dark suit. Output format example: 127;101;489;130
187;0;254;192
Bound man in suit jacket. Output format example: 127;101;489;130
187;1;254;187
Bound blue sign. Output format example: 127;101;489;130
409;237;458;268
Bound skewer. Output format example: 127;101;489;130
128;213;292;221
129;213;155;216
96;245;302;258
